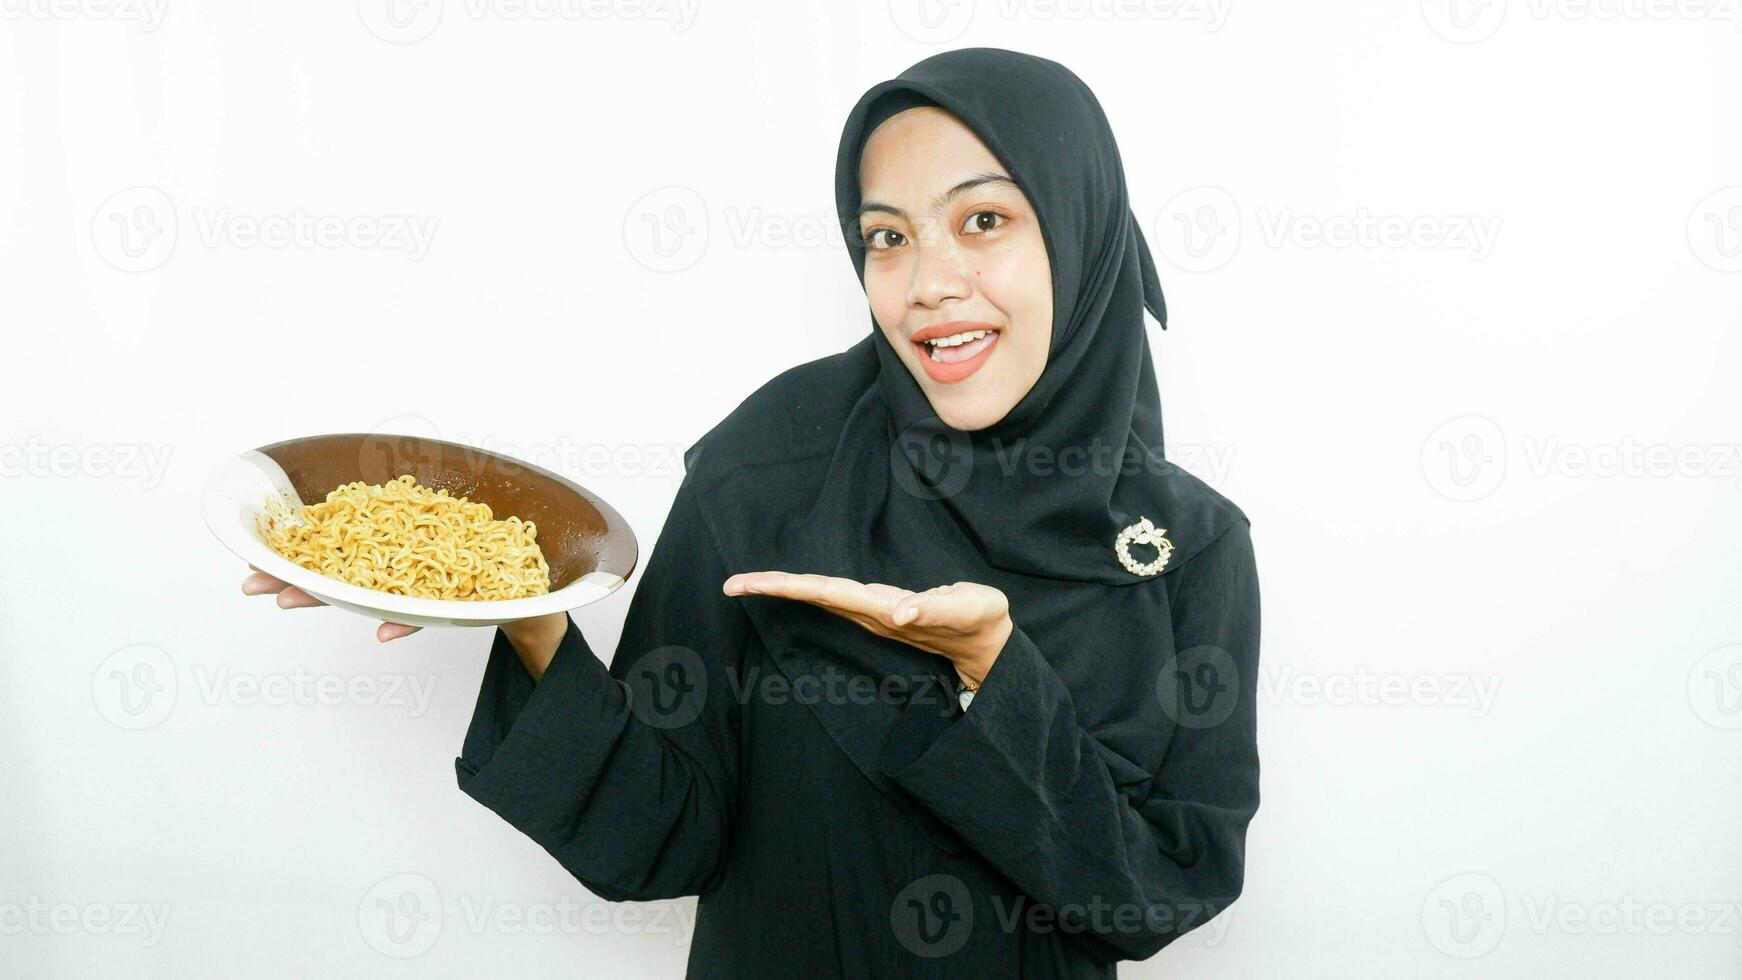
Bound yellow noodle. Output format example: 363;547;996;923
255;474;551;601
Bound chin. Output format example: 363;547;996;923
931;394;1011;432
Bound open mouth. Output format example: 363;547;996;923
918;328;998;364
909;323;1001;383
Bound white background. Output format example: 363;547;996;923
2;0;1739;976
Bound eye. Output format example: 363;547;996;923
861;227;906;251
961;210;1007;235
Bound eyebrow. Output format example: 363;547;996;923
857;171;1019;222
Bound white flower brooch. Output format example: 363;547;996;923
1114;515;1175;577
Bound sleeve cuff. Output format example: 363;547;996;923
878;624;1072;843
453;613;614;791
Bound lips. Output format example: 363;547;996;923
910;321;1001;384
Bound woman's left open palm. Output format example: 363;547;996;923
722;572;1012;687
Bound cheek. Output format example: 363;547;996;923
976;248;1050;326
979;242;1051;376
862;267;906;333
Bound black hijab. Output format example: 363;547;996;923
838;50;1175;588
680;47;1246;835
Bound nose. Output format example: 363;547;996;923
905;228;973;310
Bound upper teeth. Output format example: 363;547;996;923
924;329;992;348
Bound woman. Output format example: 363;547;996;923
243;47;1261;978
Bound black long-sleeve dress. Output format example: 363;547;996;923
454;459;1261;978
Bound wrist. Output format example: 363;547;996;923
501;613;568;681
955;616;1013;689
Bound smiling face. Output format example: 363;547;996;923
856;106;1053;431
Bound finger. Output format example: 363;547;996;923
378;622;422;642
893;592;947;626
726;571;888;618
892;587;976;630
275;586;327;609
241;570;289;595
892;597;924;626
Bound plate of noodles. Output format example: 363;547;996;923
203;433;638;628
